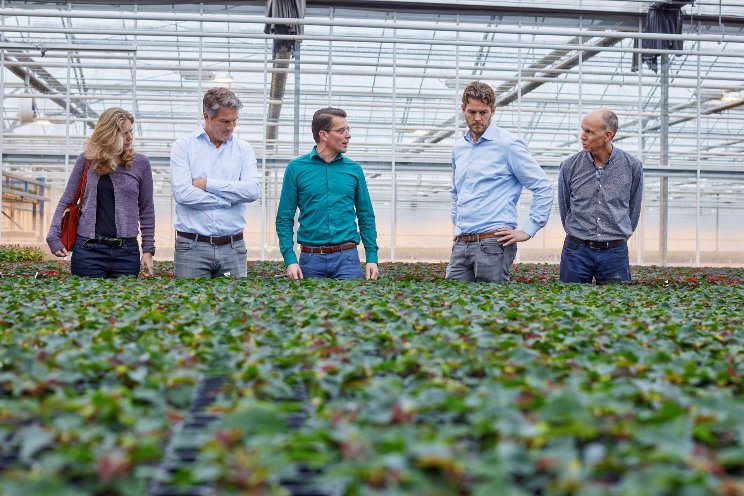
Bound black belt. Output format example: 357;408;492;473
86;234;136;247
177;230;243;246
568;236;625;250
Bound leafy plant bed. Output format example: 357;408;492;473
1;259;742;286
0;245;45;263
0;262;742;495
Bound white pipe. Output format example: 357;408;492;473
0;0;4;244
0;41;135;52
3;26;744;59
4;57;744;90
5;52;743;84
696;35;702;267
390;13;397;262
2;8;743;45
7;85;744;111
328;7;334;105
636;16;644;267
132;4;140;131
5;58;744;89
64;36;71;182
260;36;268;261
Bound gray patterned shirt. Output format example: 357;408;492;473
558;146;643;241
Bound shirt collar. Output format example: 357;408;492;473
193;127;233;145
586;144;616;168
310;146;346;164
464;120;497;144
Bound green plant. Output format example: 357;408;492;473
0;244;45;263
0;264;742;494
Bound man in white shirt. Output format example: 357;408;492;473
170;87;260;278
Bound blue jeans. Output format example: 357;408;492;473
445;238;518;283
173;234;247;278
559;236;631;283
299;247;363;280
70;235;140;278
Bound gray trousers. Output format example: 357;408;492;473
445;237;518;283
173;234;248;278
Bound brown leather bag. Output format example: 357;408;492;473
60;159;91;251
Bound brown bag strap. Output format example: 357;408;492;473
72;159;91;206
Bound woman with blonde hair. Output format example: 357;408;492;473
47;107;155;277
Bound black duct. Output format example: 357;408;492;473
634;1;690;73
264;0;305;59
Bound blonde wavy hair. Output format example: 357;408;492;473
85;108;135;175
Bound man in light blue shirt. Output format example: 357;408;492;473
447;81;553;283
170;87;260;278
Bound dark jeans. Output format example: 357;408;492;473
559;236;631;283
445;237;518;283
299;247;363;280
70;235;140;278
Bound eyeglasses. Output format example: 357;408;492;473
328;127;351;135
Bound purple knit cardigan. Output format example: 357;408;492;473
46;152;156;254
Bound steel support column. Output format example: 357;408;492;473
659;53;669;266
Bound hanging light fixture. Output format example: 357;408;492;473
31;98;53;125
213;72;235;83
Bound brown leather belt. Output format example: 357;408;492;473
568;236;625;250
454;231;500;243
300;242;357;254
177;230;243;246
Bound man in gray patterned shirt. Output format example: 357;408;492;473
558;109;643;283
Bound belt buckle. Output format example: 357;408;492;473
589;240;608;250
320;246;331;254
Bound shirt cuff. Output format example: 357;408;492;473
204;178;222;194
283;252;298;266
522;221;540;239
48;239;64;254
365;252;379;264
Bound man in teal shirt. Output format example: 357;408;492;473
276;107;379;280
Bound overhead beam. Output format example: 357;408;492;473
495;36;622;108
5;53;97;128
639;98;744;135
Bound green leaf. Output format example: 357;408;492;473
18;425;54;461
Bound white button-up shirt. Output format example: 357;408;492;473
170;128;260;236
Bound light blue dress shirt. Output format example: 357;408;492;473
451;121;553;237
170;128;260;236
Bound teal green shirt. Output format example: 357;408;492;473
276;147;378;266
